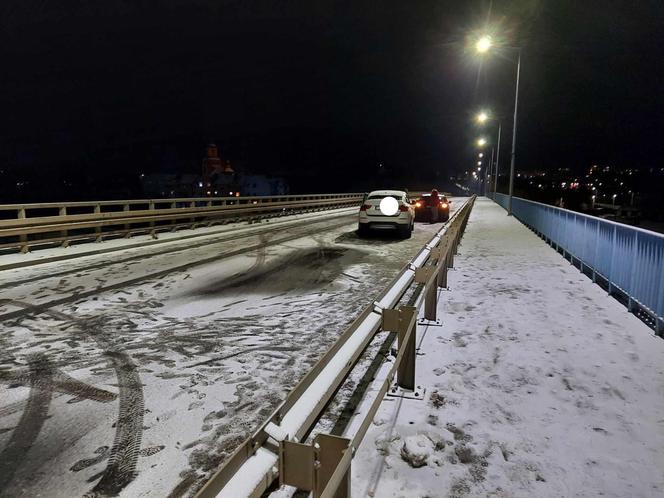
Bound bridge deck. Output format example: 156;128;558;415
352;198;664;498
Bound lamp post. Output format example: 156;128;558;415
475;36;521;215
507;49;522;216
487;147;495;197
494;122;501;194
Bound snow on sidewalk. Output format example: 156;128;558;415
352;198;664;498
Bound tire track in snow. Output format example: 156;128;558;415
0;300;145;497
86;351;144;497
0;354;54;493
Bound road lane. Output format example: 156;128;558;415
0;200;463;497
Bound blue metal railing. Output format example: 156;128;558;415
491;192;664;334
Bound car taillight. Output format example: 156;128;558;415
359;204;371;211
440;202;448;208
399;205;409;212
415;201;422;208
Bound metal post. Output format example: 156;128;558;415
59;206;69;247
94;204;102;241
18;207;28;253
494;122;501;194
486;147;494;197
123;203;131;237
149;201;157;238
397;307;417;391
507;49;521;216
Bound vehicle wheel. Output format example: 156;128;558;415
399;224;412;239
357;224;370;237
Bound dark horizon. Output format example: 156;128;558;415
2;1;663;201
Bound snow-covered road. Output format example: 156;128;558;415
352;198;664;498
0;203;461;498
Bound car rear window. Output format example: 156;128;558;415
368;194;401;200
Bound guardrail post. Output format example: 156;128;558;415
447;227;457;269
94;204;102;241
123;203;131;237
415;267;437;322
18;207;29;253
279;434;350;498
384;306;417;391
190;200;196;228
149;201;157;238
436;242;449;289
170;201;177;231
59;206;69;247
314;434;350;498
397;306;417;390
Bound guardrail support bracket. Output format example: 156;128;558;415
279;434;350;498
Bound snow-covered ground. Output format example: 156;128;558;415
352;198;664;498
0;203;460;497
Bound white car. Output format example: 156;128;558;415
357;190;415;238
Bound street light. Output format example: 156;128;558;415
477;161;482;166
476;34;521;216
475;36;492;53
478;153;483;158
477;138;487;147
476;111;489;123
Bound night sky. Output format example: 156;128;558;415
2;1;663;199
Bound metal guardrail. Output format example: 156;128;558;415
0;193;363;253
491;192;664;335
195;196;476;498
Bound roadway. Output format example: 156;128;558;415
0;201;462;497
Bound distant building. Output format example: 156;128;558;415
240;174;288;196
139;145;289;198
140;173;200;197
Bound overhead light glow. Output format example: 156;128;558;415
476;36;492;53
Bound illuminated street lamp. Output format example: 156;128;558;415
476;34;521;216
478;153;484;158
477;161;482;166
473;108;502;196
477;138;487;147
475;36;492;53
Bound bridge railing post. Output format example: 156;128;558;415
59;206;69;247
18;207;29;253
94;204;102;241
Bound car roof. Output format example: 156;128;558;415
367;190;406;197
